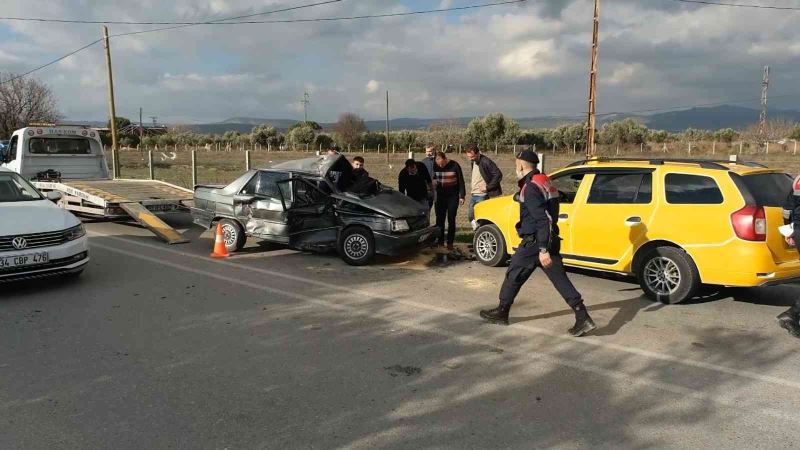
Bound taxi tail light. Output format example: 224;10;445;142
731;205;766;241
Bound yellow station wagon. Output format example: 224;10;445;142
473;157;800;304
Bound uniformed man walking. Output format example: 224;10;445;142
480;150;596;337
779;177;800;338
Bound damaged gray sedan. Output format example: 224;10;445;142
191;154;437;265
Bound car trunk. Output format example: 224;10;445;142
739;172;797;263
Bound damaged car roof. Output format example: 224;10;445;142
267;154;344;177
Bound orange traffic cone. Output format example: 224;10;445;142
210;223;230;258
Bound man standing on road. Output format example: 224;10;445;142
433;151;465;250
422;143;437;210
465;144;503;230
398;158;432;212
779;179;800;338
480;150;596;337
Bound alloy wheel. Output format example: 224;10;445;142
644;256;681;296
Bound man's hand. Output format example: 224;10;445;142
459;198;465;206
787;236;796;247
539;251;553;269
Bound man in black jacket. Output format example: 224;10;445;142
398;159;432;211
479;150;596;337
465;144;503;230
779;176;800;338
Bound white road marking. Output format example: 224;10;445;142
90;240;800;423
89;231;800;392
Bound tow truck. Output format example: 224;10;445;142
0;124;192;244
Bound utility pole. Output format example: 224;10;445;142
301;91;310;123
150;116;158;127
586;0;601;158
102;26;120;178
758;65;770;139
385;90;390;164
139;107;144;144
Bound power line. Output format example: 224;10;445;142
666;0;800;11
0;0;524;25
0;0;342;85
1;0;524;84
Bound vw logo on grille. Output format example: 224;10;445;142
11;237;27;250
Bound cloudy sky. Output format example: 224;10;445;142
1;0;799;124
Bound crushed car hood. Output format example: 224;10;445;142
336;189;426;219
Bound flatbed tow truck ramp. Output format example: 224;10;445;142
1;124;192;245
34;179;193;244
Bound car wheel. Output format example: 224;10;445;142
473;224;509;267
637;246;700;304
338;227;375;266
219;218;246;253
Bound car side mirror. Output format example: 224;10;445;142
233;194;256;204
46;191;63;202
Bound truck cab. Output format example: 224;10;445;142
1;125;109;180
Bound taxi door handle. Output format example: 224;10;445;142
625;216;642;227
558;213;568;221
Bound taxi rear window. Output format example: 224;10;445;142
29;137;92;155
740;173;792;207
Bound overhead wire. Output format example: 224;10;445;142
665;0;800;11
0;0;525;84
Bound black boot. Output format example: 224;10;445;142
480;304;510;326
776;310;800;339
568;305;596;337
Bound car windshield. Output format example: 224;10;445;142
0;172;44;202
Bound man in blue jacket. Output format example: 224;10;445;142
480;150;596;337
779;177;800;338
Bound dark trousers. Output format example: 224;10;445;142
435;194;459;246
499;241;583;310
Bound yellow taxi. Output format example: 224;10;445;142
472;157;800;304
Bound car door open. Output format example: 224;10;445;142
238;170;292;243
277;177;339;251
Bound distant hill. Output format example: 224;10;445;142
79;105;798;135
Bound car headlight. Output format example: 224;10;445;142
65;224;86;241
391;219;410;232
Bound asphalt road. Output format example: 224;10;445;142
2;215;800;449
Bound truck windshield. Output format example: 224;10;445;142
0;172;44;202
29;137;92;155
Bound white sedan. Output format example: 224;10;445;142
0;167;89;282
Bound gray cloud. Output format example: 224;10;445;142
1;0;799;124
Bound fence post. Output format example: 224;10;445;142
306;143;309;152
363;144;366;152
513;144;517;153
739;141;743;154
688;142;692;155
495;143;498;155
640;142;643;153
576;143;579;154
795;140;798;155
766;141;770;155
458;144;462;154
191;150;197;188
616;145;619;155
712;141;716;155
393;144;396;154
378;144;381;153
245;150;251;171
148;150;153;180
538;153;546;173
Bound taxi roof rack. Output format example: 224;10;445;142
566;157;767;170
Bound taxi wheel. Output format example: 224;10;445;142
637;246;700;304
473;224;509;267
339;226;375;266
219;219;246;253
